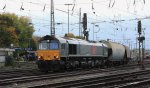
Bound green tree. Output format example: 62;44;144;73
0;13;35;49
17;16;34;48
0;27;18;47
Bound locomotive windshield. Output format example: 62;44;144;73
39;40;59;50
49;40;59;50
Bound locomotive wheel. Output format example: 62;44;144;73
105;60;111;68
37;61;48;72
91;60;95;68
65;61;73;71
60;60;65;71
87;60;92;68
51;65;60;72
71;61;76;70
51;60;60;72
95;60;100;68
81;61;88;69
74;61;79;69
38;65;48;72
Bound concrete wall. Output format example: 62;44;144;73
0;56;5;67
0;48;15;67
0;56;5;62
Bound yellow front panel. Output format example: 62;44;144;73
37;50;60;60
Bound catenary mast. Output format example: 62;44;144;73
50;0;55;36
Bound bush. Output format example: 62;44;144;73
5;55;15;66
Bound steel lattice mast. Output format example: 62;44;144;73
50;0;55;36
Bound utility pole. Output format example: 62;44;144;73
64;4;72;34
142;29;145;61
138;20;141;63
91;23;95;41
95;25;100;41
50;0;55;36
79;8;81;37
142;37;144;61
136;37;137;50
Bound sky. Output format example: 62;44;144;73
0;0;150;49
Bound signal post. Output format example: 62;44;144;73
137;20;145;70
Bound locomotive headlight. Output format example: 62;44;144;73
38;56;43;60
38;56;41;59
55;55;59;59
56;56;59;58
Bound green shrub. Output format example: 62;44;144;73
5;55;15;66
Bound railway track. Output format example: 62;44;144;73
0;61;142;80
118;78;150;88
0;68;44;79
0;62;133;80
29;69;150;88
1;60;149;76
0;68;108;86
1;61;150;87
0;61;143;76
112;76;150;88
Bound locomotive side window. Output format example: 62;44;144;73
50;40;59;50
69;44;77;54
61;44;65;49
39;41;49;50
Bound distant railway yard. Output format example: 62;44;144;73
0;60;150;88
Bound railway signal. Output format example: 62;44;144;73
82;13;89;40
137;20;145;69
138;20;141;35
83;13;87;31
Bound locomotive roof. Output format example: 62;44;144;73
55;36;108;47
40;35;108;47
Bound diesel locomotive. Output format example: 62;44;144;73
36;35;131;72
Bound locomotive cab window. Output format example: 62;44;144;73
49;40;59;50
39;40;49;50
39;40;59;50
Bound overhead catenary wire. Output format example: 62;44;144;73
0;0;150;43
1;0;147;23
71;0;76;15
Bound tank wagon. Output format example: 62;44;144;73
37;35;131;72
